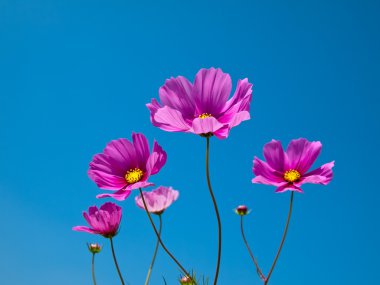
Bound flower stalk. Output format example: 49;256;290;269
264;191;294;285
91;253;97;285
144;214;163;285
240;215;265;281
110;237;125;285
138;188;194;282
205;137;222;285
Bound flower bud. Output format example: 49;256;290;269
234;205;250;216
179;276;194;284
87;243;102;254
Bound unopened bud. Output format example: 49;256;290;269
179;276;193;284
87;243;102;254
234;205;250;216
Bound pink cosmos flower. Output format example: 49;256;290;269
252;138;334;193
135;186;179;215
73;202;122;238
147;67;253;139
88;133;167;201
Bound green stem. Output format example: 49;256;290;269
138;188;194;282
205;137;222;285
144;214;163;285
91;253;97;285
264;191;294;285
110;237;125;285
240;216;266;281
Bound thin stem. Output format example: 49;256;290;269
138;188;193;282
264;191;294;285
91;253;97;285
205;137;222;285
144;214;163;285
110;237;125;285
240;216;266;281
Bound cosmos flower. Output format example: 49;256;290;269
234;205;251;216
73;202;122;238
147;67;253;139
252;138;334;193
88;133;167;201
135;186;179;215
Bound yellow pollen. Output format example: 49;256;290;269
283;169;301;182
198;113;212;119
125;168;144;184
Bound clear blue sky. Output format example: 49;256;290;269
0;0;379;284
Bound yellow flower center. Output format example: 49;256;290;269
283;169;301;182
125;168;144;184
199;113;212;119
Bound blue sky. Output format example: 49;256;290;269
0;0;379;284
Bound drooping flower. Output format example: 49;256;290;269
252;138;334;193
87;243;102;254
147;67;253;139
73;202;122;238
88;133;167;201
234;205;251;216
135;186;179;215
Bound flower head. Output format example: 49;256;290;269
252;138;334;193
135;186;179;215
87;243;102;254
234;205;250;216
147;67;253;139
179;276;194;285
88;133;167;201
72;202;122;238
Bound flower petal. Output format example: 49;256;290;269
297;161;334;186
275;184;303;193
159;76;195;118
222;78;253;112
96;189;133;201
132;133;150;166
151;105;192;132
191;117;227;137
103;139;138;169
88;169;126;190
252;157;284;185
72;226;99;234
263;140;286;172
146;140;167;175
192;68;232;115
286;138;322;173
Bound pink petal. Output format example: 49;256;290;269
88;170;126;190
191;117;226;137
252;157;284;184
222;78;253;112
275;184;304;193
192;68;232;115
286;138;322;173
146;140;167;175
72;226;98;235
152;105;192;132
159;76;195;119
96;189;133;201
297;161;334;186
132;133;150;165
103;139;138;169
252;176;285;187
263;140;286;172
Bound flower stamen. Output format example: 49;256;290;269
125;168;144;184
199;113;212;119
283;169;301;182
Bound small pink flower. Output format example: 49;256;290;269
252;138;334;193
147;67;253;139
135;186;179;215
234;205;250;216
72;202;122;238
88;133;167;201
